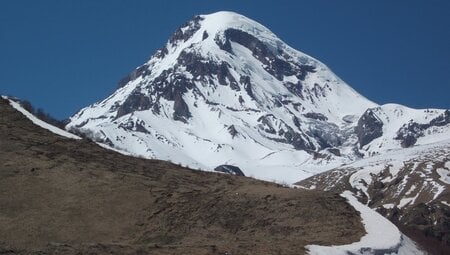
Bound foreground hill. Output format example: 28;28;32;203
0;97;369;254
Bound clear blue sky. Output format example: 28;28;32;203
1;0;449;119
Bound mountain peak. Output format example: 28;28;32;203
199;11;274;37
165;11;283;58
67;12;448;185
67;12;378;181
202;10;244;19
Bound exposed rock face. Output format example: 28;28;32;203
177;51;238;90
396;110;450;148
227;125;238;138
239;75;254;99
173;92;192;122
116;91;152;118
304;112;328;121
355;109;383;148
307;122;342;149
400;202;450;246
214;165;245;176
327;148;341;157
257;114;315;151
169;15;204;45
217;28;316;83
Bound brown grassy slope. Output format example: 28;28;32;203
0;98;364;255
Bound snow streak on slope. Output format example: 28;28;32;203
3;96;80;139
307;191;424;255
66;11;450;184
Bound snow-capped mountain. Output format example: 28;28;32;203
66;11;450;184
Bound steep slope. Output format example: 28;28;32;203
66;11;450;183
0;96;427;255
298;140;450;254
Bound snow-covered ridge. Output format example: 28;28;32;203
2;96;80;140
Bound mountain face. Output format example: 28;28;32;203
66;11;450;184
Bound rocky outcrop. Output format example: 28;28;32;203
173;92;191;123
177;51;239;90
401;202;450;246
116;92;152;118
396;110;450;148
257;114;315;151
169;15;203;45
307;122;342;149
239;75;254;100
304;112;328;121
355;109;383;148
216;28;315;83
227;125;238;138
214;165;245;176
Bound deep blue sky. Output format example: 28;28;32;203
1;0;449;119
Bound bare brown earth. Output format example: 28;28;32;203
0;98;365;255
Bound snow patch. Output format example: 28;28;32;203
436;168;450;184
382;203;396;209
6;97;80;139
398;192;420;209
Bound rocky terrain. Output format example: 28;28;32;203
298;141;450;254
0;97;369;254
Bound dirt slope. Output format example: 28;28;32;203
0;98;364;255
